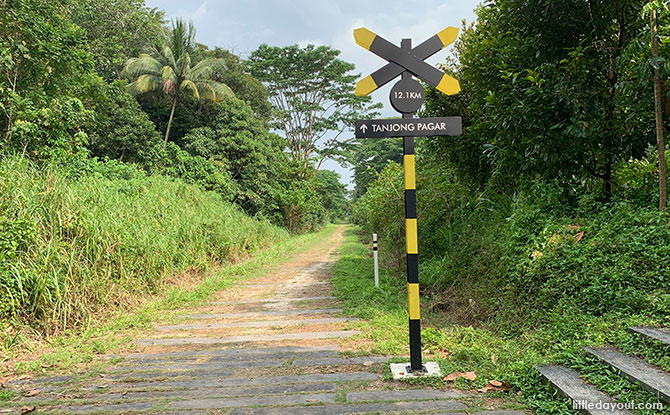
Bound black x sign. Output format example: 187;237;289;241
354;27;460;97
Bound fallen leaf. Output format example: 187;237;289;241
478;380;511;393
478;384;496;393
574;231;585;242
20;407;36;414
24;390;40;397
306;399;319;402
97;384;108;389
0;409;14;413
363;361;374;367
15;375;31;381
566;224;580;230
444;372;463;381
443;371;476;382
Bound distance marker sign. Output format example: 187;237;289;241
353;25;463;376
355;117;462;138
390;79;424;113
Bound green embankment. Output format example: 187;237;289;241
332;226;670;415
0;156;287;336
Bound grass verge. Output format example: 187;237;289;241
332;226;669;415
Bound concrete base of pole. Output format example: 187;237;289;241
390;361;442;379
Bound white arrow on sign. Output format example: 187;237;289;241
360;124;368;133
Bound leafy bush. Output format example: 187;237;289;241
504;184;670;324
352;162;405;269
355;154;669;327
140;142;238;201
181;99;290;216
86;81;162;162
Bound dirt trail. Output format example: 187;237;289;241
1;225;527;414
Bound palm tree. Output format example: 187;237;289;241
122;19;233;145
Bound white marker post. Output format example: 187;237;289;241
373;233;379;287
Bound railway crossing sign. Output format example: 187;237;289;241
354;27;460;97
354;27;463;377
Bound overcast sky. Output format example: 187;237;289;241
145;0;483;188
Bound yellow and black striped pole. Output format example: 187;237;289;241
353;27;462;375
400;38;423;372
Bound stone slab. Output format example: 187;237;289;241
178;308;343;320
210;296;336;305
111;358;285;373
134;330;360;346
390;361;442;379
241;282;329;287
205;350;340;363
114;351;340;369
292;356;389;367
538;365;633;415
6;375;73;386
628;326;670;347
157;317;357;331
55;402;155;413
120;345;339;361
88;372;378;391
227;399;467;415
584;347;670;404
170;392;336;409
91;382;337;402
347;389;463;402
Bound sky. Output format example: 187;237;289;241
145;0;483;189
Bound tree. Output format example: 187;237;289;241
315;169;349;221
347;137;402;200
646;1;669;211
122;19;233;145
195;46;272;121
248;44;380;172
69;0;165;82
423;0;652;197
0;0;96;158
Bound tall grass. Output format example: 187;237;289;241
0;156;288;333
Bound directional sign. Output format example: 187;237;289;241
354;27;460;97
355;117;462;138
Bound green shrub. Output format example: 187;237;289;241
504;185;670;324
140;142;238;201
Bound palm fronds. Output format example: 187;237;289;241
121;18;235;143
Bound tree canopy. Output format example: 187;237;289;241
249;44;381;171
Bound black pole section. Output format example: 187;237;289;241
400;38;423;372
